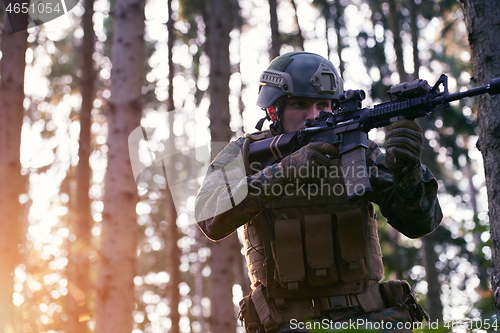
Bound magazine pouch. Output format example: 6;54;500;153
379;280;429;322
251;284;283;332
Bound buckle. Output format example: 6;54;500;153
328;295;352;309
246;323;261;333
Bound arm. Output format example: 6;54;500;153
195;138;284;241
195;138;338;241
366;140;443;238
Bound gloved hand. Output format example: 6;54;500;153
279;142;339;182
385;119;423;171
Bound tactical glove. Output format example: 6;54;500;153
385;119;423;172
279;142;339;182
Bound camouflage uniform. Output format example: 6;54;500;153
196;133;441;332
196;137;441;240
196;50;442;332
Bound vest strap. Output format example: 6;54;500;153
318;282;384;312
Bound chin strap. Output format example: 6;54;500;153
255;109;284;135
269;121;284;135
255;113;270;131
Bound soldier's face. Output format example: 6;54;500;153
281;97;331;133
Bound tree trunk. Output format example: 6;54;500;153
408;0;420;80
164;184;181;333
165;2;181;331
465;157;489;290
462;0;500;316
232;1;245;136
333;1;346;76
94;0;145;330
0;14;27;333
206;0;237;331
290;0;304;50
268;0;281;60
208;233;240;333
167;0;175;113
421;232;443;321
409;6;443;318
387;0;407;82
164;118;181;333
66;0;96;331
193;227;208;332
322;3;332;60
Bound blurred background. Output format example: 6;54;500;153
0;0;493;332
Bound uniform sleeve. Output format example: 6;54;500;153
365;140;443;238
195;138;284;241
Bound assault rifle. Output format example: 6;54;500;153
248;74;500;199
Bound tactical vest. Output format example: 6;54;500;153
241;130;384;299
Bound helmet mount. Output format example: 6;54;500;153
310;63;339;94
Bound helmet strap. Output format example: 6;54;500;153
255;113;270;131
269;119;284;135
255;97;288;134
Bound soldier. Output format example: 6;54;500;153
195;52;442;332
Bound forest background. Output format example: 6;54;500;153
0;0;498;332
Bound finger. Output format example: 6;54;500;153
386;128;423;144
389;119;423;133
387;147;419;164
308;142;340;156
386;156;409;170
386;137;421;157
310;152;333;167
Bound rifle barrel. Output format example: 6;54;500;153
437;77;500;104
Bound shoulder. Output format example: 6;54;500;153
212;137;246;166
244;129;273;142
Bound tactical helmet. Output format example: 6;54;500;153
256;52;344;108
